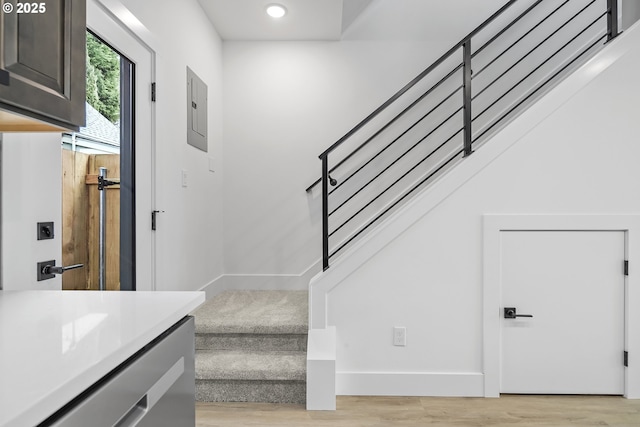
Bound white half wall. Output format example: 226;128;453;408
310;21;640;397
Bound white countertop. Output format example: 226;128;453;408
0;290;204;427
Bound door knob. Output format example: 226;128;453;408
504;307;533;319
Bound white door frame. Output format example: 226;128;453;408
483;214;640;398
87;0;157;291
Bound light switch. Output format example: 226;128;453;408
208;157;215;173
182;169;188;187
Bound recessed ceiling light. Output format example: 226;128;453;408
266;4;287;19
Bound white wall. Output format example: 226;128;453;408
221;1;508;289
316;24;640;396
1;133;63;290
622;0;640;30
342;0;506;41
119;0;225;292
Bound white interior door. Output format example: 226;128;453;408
500;230;625;394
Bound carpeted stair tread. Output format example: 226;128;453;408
195;333;307;351
196;350;306;381
195;380;305;404
193;290;308;335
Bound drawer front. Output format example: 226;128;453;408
45;317;195;427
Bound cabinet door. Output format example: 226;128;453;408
0;0;86;130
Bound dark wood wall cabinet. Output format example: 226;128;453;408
0;0;86;132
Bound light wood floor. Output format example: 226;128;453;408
196;395;640;426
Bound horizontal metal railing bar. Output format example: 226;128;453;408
473;0;572;79
305;65;463;193
329;127;463;238
473;10;606;124
316;0;519;161
473;32;607;143
473;0;597;102
329;78;463;196
328;94;463;217
472;0;545;59
325;64;464;194
329;149;464;260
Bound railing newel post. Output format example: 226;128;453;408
607;0;619;42
321;154;330;270
462;39;473;157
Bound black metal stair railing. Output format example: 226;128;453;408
309;0;620;271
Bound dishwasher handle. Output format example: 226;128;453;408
113;396;147;427
113;357;185;427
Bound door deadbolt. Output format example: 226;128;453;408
37;222;55;240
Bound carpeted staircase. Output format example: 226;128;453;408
192;290;308;404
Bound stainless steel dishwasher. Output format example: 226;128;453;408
42;316;196;427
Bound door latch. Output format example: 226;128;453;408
97;175;119;191
504;307;533;319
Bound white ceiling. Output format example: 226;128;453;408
197;0;374;41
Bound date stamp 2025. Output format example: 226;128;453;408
2;2;47;14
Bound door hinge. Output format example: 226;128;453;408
151;82;157;102
624;351;629;367
624;260;629;276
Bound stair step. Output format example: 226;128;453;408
196;380;305;404
196;333;307;351
196;350;306;381
193;291;308;404
196;350;306;403
193;290;308;335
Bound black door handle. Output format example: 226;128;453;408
42;263;84;275
504;307;533;319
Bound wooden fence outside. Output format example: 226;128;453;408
62;149;120;290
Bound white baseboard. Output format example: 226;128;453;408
336;372;484;397
197;276;224;299
198;261;322;300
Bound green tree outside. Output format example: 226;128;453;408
86;32;120;124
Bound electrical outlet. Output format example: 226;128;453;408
393;327;406;346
